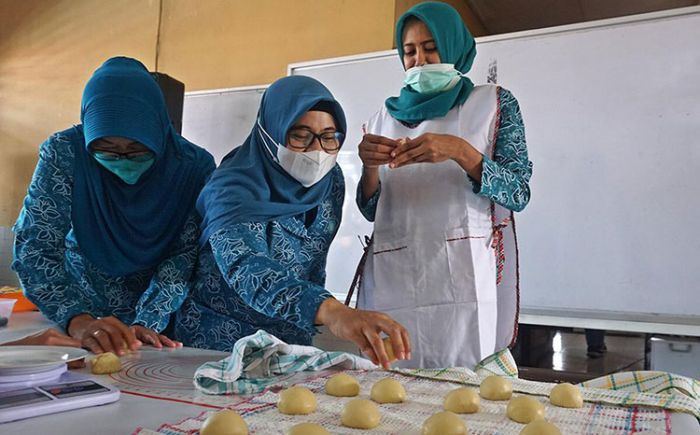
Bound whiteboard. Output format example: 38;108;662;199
287;7;700;319
182;85;266;163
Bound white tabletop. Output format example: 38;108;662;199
0;312;698;434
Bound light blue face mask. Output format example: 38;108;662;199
403;63;465;94
93;151;155;185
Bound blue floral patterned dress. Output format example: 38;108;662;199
12;128;205;332
174;166;344;351
358;87;532;217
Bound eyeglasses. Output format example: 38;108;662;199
287;128;344;153
91;150;154;162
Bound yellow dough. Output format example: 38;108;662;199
288;422;330;435
200;409;248;435
520;419;561;435
507;396;545;424
277;386;317;415
325;373;360;397
421;411;468;435
479;375;512;401
341;399;381;429
443;387;480;414
90;352;121;374
370;378;406;404
382;337;397;363
549;382;583;408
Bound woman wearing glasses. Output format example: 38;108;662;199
175;76;410;368
355;2;532;368
12;57;215;355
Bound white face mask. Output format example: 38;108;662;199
257;120;338;188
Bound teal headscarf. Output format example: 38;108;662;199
385;1;476;124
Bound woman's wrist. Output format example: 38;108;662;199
66;313;94;339
315;297;347;325
452;138;483;180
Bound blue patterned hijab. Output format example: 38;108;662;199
197;75;346;246
72;57;215;277
385;1;476;123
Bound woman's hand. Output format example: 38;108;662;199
389;133;484;181
68;314;141;355
315;298;411;369
130;325;182;349
358;134;399;168
4;328;81;347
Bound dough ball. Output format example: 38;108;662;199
479;375;513;401
370;378;406;404
200;409;248;435
520;419;561;435
549;382;583;408
90;352;121;374
325;373;360;397
507;396;545;424
421;411;468;435
382;337;397;363
278;386;317;415
341;399;381;429
288;422;329;435
443;387;480;414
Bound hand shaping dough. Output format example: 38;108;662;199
277;386;317;415
507;396;545;424
443;387;480;414
341;399;381;429
325;373;360;397
370;378;406;403
549;382;583;408
421;411;468;435
200;409;248;435
288;422;330;435
90;352;121;374
519;419;561;435
479;375;512;401
382;337;397;363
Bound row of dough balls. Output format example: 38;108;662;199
199;374;583;434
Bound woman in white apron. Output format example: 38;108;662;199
355;2;533;369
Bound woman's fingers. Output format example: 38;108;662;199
104;317;141;351
159;334;182;348
82;335;105;354
363;134;400;147
363;326;390;369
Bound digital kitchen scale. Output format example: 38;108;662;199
0;346;119;423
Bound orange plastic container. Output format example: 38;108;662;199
0;287;37;312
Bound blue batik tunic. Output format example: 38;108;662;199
174;167;344;351
13;129;203;331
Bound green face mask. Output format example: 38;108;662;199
403;63;463;94
92;151;155;185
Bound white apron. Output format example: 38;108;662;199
357;85;519;369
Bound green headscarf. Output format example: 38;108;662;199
385;1;476;124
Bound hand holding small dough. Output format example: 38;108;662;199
341;399;381;429
507;396;545;424
370;378;406;403
90;352;121;374
479;375;512;401
549;382;583;408
325;373;360;397
422;411;468;435
200;410;248;435
443;387;480;414
278;386;317;415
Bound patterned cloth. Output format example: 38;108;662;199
193;330;376;395
12;130;202;331
137;367;698;435
174;167;345;350
582;371;700;402
358;87;533;219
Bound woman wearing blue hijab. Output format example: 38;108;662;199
13;57;215;355
175;76;410;368
355;2;532;369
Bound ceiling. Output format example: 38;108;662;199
461;0;699;34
